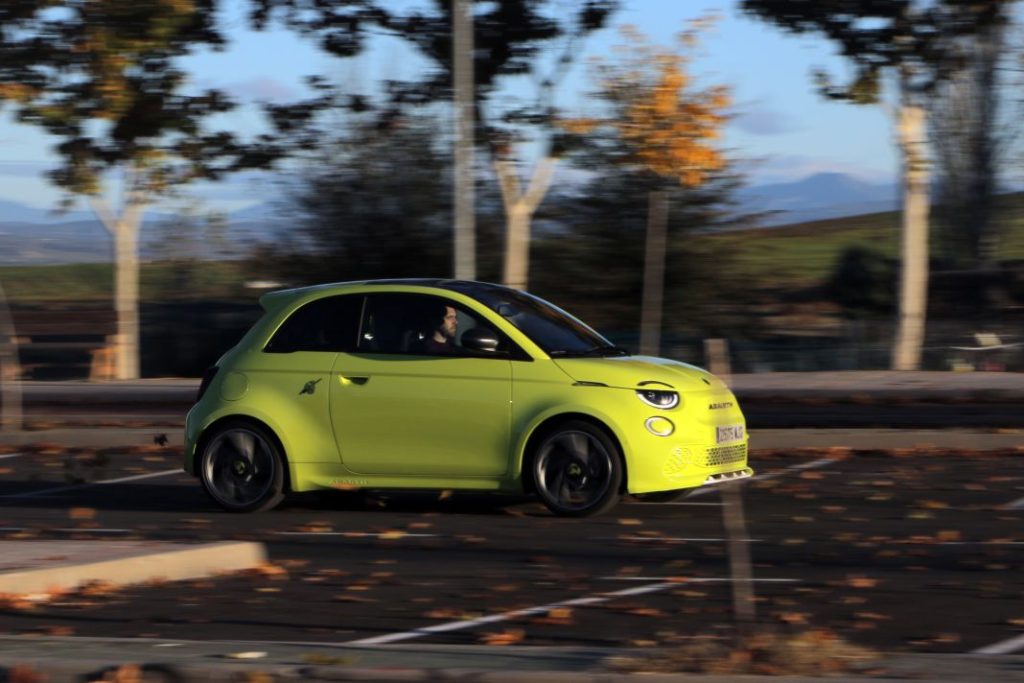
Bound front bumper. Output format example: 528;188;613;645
627;437;753;494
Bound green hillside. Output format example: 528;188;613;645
706;193;1024;288
3;195;1024;303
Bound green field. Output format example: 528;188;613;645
705;194;1024;288
0;261;250;303
4;197;1024;303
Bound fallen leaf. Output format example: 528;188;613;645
481;629;524;645
846;576;878;589
536;607;574;625
776;612;809;625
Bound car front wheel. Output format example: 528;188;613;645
199;421;285;512
532;420;623;517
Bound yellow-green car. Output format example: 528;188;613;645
184;280;751;516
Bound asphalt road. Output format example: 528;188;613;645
0;445;1022;659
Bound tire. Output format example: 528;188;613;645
531;419;623;517
199;420;286;512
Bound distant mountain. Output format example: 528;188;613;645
740;172;899;226
0;201;279;265
0;199;95;224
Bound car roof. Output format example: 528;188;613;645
258;279;520;312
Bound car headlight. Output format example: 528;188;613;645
636;389;679;409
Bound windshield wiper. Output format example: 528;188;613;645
550;345;630;358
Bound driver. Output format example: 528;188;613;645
425;304;458;354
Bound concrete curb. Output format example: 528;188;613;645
0;541;266;596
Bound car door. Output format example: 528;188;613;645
330;292;513;477
252;294;364;464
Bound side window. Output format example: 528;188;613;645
358;293;508;357
265;295;363;353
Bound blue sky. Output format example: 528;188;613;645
0;1;899;214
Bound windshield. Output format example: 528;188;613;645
470;288;626;357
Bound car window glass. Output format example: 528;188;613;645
265;295;363;353
358;293;506;356
470;288;612;355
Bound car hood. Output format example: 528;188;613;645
553;356;728;393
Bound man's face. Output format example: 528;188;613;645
439;306;458;340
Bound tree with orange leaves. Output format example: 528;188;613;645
570;22;731;355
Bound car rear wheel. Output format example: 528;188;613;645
532;420;622;517
199;421;285;512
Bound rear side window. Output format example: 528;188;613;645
265;295;363;353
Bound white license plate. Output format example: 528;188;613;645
716;424;745;444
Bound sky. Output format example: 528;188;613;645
0;0;902;215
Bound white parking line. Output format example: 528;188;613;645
0;453;25;461
973;633;1024;655
0;469;180;499
601;576;800;583
346;581;678;646
686;457;839;498
614;536;764;543
1002;496;1024;511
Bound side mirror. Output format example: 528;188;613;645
461;327;501;353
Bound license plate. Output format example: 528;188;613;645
716;424;744;444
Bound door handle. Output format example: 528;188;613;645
339;375;370;386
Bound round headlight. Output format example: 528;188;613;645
636;389;679;409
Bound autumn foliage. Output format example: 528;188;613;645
569;22;730;187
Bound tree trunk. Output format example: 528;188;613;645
495;157;556;291
0;280;22;432
503;206;531;291
452;0;476;280
639;189;668;357
93;198;144;380
891;103;930;371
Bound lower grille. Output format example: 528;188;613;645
705;443;747;467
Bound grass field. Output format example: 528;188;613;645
0;261;250;303
706;193;1024;288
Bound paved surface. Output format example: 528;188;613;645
0;374;1022;681
0;450;1021;663
0;637;1022;682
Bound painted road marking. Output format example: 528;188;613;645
0;469;181;499
346;581;678;646
614;536;764;543
973;633;1024;655
1002;496;1024;511
686;457;839;498
600;576;800;583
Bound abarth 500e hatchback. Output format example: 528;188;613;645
184;280;751;516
